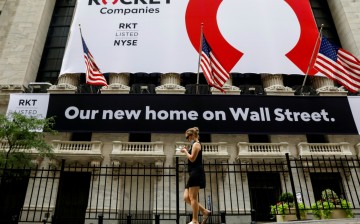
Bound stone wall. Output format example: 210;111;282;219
328;0;360;57
0;0;55;88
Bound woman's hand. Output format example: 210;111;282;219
180;146;188;153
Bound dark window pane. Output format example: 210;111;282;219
71;132;92;141
310;0;340;45
129;133;151;142
306;134;328;143
248;135;270;143
37;0;75;84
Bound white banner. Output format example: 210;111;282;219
60;0;320;75
6;94;50;119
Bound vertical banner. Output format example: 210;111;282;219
60;0;319;75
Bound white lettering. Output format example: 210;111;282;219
274;108;332;122
203;111;214;121
229;108;249;121
145;106;198;120
65;106;79;120
124;110;141;120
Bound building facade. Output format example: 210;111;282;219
1;0;360;223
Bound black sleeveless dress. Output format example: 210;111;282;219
186;142;206;189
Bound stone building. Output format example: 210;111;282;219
1;0;360;223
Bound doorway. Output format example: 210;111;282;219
0;169;30;224
248;172;281;222
54;171;91;224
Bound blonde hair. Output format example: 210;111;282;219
185;127;200;139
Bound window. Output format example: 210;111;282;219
306;134;328;143
310;173;344;200
129;133;151;142
71;132;92;141
199;134;211;143
36;0;76;84
310;0;341;45
248;134;270;143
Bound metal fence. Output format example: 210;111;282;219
0;155;360;223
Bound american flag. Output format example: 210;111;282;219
314;36;360;93
200;35;229;92
81;35;108;86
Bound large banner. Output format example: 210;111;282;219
60;0;320;75
7;94;360;135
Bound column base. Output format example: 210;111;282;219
264;85;295;96
101;84;130;94
155;84;186;94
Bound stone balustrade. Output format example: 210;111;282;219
0;140;35;152
110;141;165;165
298;142;352;157
0;141;42;165
174;142;229;162
237;142;290;160
52;140;103;164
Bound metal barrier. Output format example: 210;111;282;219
0;155;359;223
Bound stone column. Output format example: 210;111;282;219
155;73;186;94
47;73;79;94
261;74;294;96
0;0;56;90
211;75;241;95
310;76;347;96
328;0;360;58
101;73;130;94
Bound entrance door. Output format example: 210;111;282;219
0;170;30;224
248;172;281;222
54;172;91;224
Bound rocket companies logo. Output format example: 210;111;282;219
88;0;171;15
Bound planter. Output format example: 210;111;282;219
331;209;347;219
276;214;297;222
276;208;308;222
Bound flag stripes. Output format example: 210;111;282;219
81;34;107;87
314;37;360;93
200;35;229;92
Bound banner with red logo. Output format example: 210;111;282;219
60;0;320;75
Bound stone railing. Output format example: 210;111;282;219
52;140;103;164
0;141;43;166
236;142;290;161
110;141;165;165
298;142;352;157
0;140;36;153
174;142;229;162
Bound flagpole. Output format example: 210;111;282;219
196;23;204;94
300;24;324;94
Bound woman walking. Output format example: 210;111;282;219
180;127;211;224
